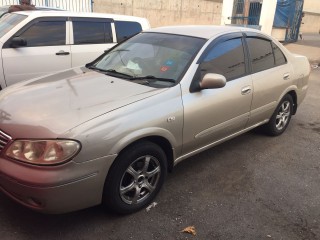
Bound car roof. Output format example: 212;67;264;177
145;25;262;39
12;10;149;22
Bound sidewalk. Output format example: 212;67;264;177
284;33;320;65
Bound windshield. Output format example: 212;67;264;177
0;13;27;39
92;32;206;87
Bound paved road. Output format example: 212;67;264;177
0;69;319;240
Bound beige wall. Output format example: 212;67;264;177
301;0;320;33
300;12;320;33
303;0;320;11
93;0;223;27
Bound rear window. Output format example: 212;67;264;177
246;37;274;73
73;20;112;44
115;21;142;42
272;42;287;66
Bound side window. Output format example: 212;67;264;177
115;21;142;42
18;21;65;47
200;38;246;81
272;42;287;66
246;37;274;73
73;21;112;44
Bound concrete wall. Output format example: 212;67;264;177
300;0;320;33
93;0;223;27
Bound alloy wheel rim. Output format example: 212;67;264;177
119;155;161;205
275;100;291;131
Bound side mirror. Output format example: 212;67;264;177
10;37;27;48
200;73;226;89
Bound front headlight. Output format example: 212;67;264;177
5;140;81;165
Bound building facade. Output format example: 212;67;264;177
2;0;318;33
93;0;223;27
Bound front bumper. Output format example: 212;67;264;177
0;155;116;214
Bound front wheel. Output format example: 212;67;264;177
263;94;293;136
102;141;167;214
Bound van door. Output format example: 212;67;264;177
2;17;71;87
70;18;115;67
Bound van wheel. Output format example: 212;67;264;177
102;141;167;214
263;94;293;136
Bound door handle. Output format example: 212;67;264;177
56;50;70;56
283;73;290;80
241;86;252;95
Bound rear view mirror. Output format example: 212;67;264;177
11;37;27;48
200;73;226;89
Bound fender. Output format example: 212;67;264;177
109;127;179;158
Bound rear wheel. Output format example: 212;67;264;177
263;94;293;136
103;141;167;214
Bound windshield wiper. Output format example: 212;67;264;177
111;49;130;53
129;75;176;83
104;69;134;79
86;65;99;70
87;67;133;79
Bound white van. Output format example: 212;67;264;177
0;11;150;89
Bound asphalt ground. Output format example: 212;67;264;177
0;39;319;240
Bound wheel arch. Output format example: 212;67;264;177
286;90;298;115
277;87;298;115
117;136;175;172
109;129;177;174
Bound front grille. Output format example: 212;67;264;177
0;130;12;153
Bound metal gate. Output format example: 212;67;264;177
273;0;304;43
0;0;93;12
230;0;263;28
286;0;304;42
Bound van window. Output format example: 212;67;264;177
73;21;112;44
18;21;66;47
115;21;142;42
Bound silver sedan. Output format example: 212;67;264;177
0;26;310;214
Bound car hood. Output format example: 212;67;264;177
0;67;165;138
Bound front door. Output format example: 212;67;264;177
182;36;253;155
2;18;71;87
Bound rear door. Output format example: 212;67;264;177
2;17;70;87
70;17;115;67
244;33;293;127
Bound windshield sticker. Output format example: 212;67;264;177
165;60;174;66
160;66;170;72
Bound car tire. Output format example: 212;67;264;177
262;94;293;136
102;141;167;214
